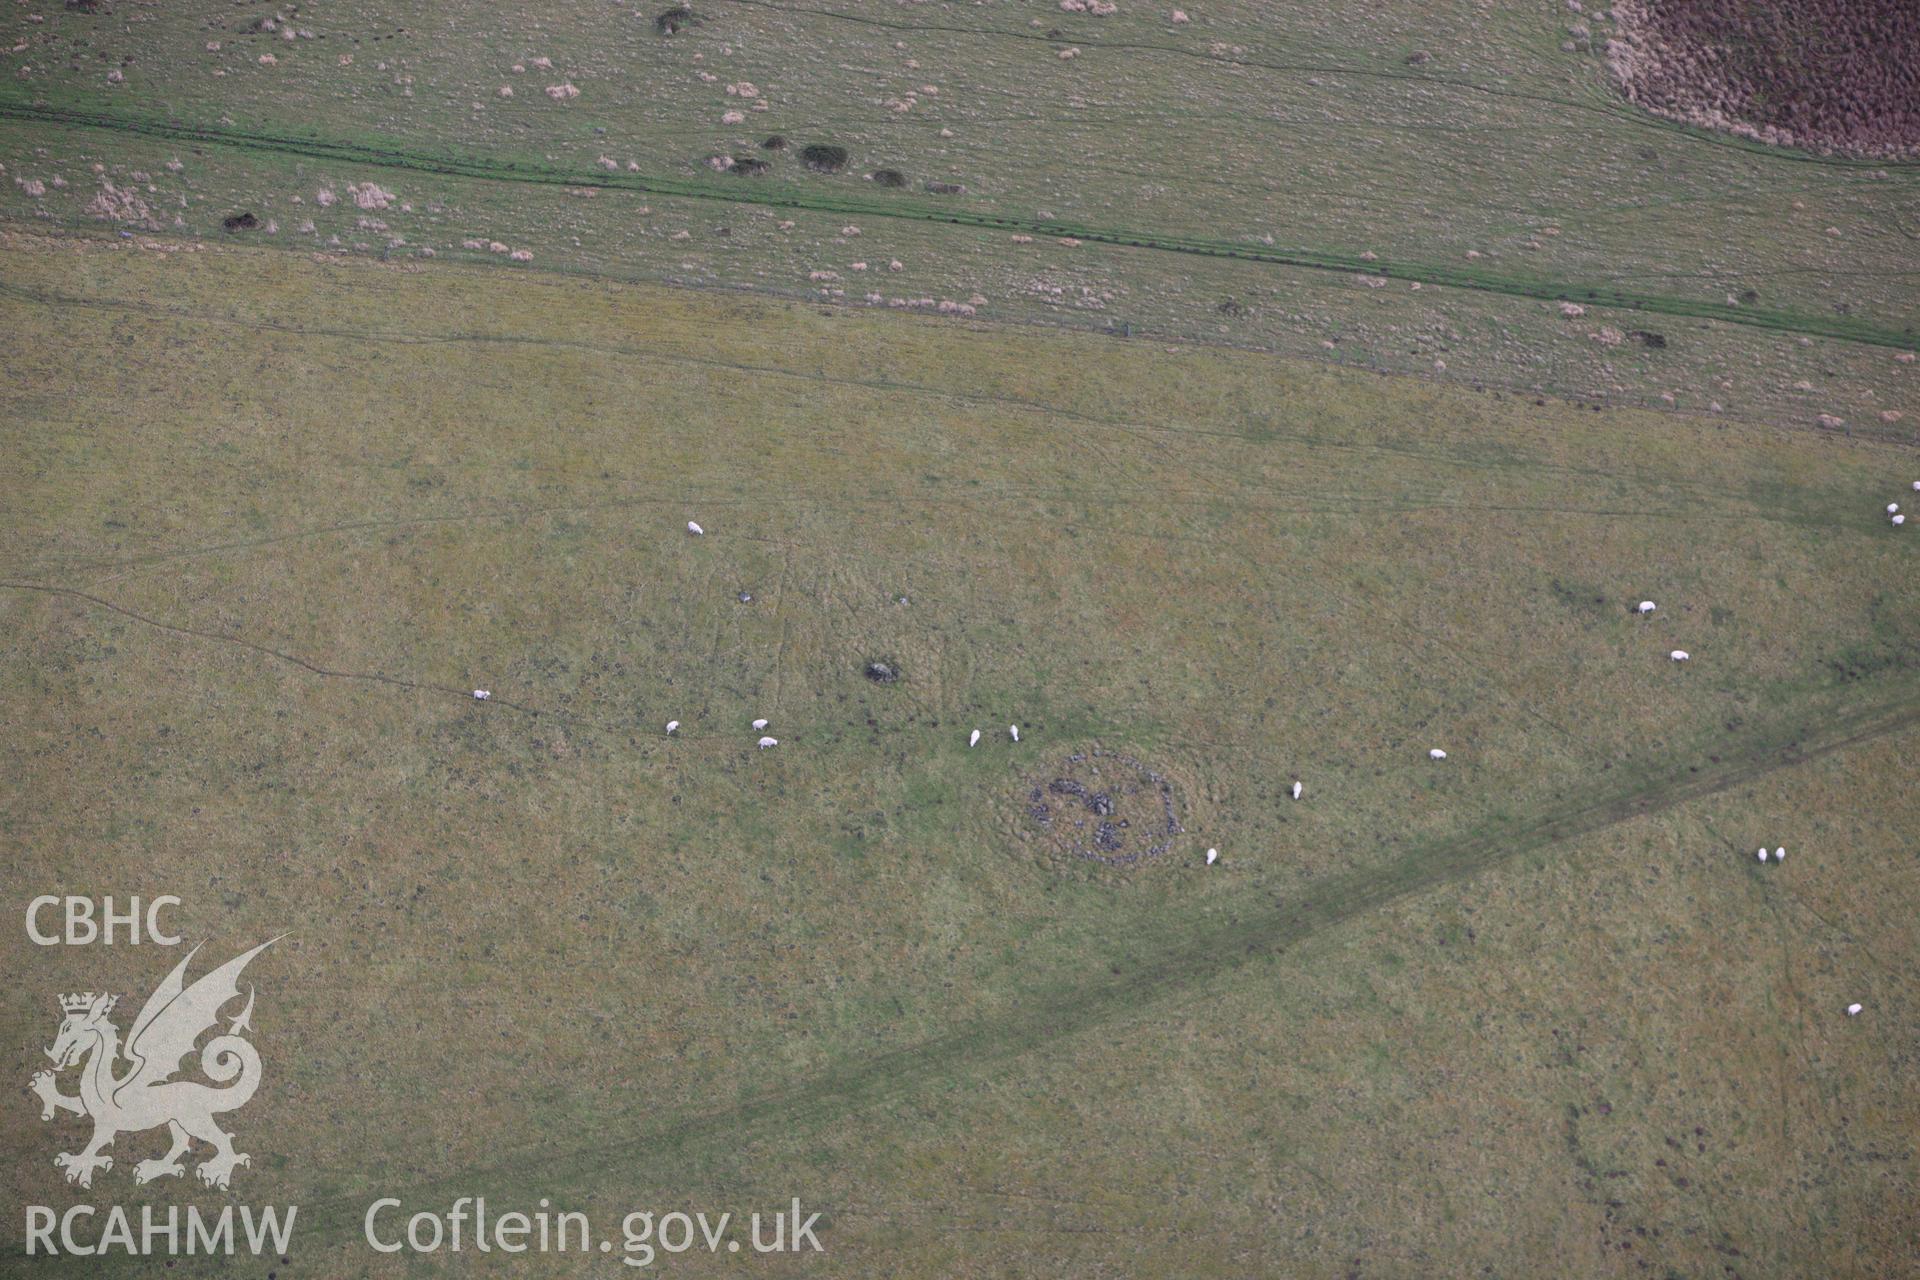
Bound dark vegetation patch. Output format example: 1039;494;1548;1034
654;6;696;35
1630;330;1668;349
869;168;907;188
730;156;770;176
222;211;258;231
925;181;966;195
801;144;849;174
1547;579;1612;618
761;135;787;150
863;660;899;685
1608;0;1920;159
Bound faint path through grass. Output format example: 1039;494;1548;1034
1;99;1912;351
8;652;1913;1269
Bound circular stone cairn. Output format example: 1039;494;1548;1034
1019;749;1183;866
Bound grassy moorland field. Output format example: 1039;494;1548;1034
3;0;1918;1274
2;0;1916;425
2;238;1916;1276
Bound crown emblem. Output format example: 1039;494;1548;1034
60;992;113;1015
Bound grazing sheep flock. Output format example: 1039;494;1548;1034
463;516;1895;1018
10;0;1912;1254
1892;487;1915;525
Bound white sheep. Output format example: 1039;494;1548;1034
1756;847;1769;862
472;689;491;700
1205;847;1219;865
1637;600;1657;615
665;720;679;734
1773;846;1785;862
752;718;769;730
1895;514;1907;526
1429;748;1447;760
1009;724;1020;742
1291;780;1303;800
687;520;705;535
1670;649;1690;662
1846;1002;1863;1016
1889;503;1900;514
969;729;981;747
757;736;778;749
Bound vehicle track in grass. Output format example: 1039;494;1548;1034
1;99;1913;351
17;667;1917;1271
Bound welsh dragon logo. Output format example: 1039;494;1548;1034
29;939;279;1190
